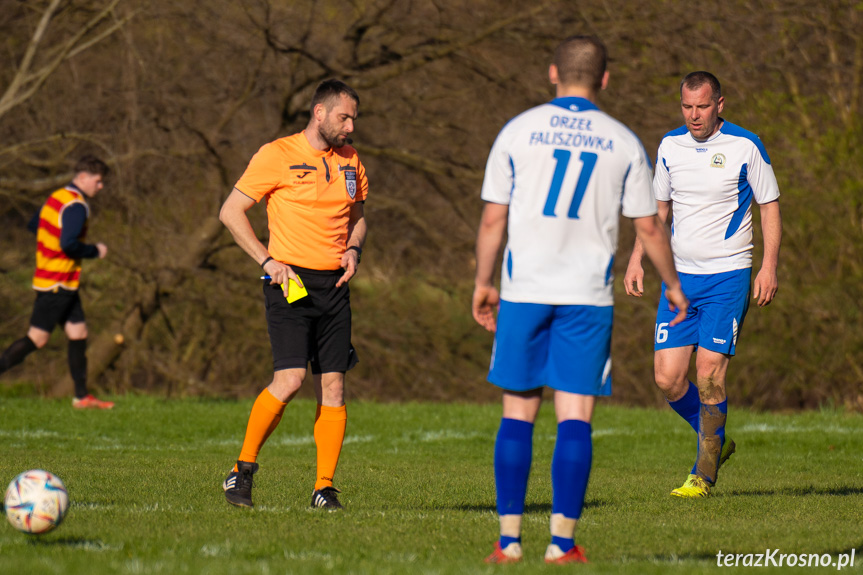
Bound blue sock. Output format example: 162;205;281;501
668;382;701;474
552;536;574;553
551;419;591;551
668;381;700;431
494;418;534;523
500;535;521;549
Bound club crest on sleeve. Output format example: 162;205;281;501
344;170;357;198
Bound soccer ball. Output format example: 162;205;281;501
4;470;69;534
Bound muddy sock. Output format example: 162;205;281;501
696;400;727;484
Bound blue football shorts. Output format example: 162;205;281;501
655;268;751;355
488;300;613;396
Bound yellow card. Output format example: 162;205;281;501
281;275;308;303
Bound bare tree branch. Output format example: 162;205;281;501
0;174;71;192
353;143;482;181
350;2;554;90
0;0;135;120
273;1;555;128
1;0;64;112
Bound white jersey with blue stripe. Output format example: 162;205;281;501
481;96;657;306
654;120;780;274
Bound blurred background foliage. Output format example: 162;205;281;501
0;0;860;409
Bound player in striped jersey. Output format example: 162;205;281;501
474;36;687;564
0;155;113;409
625;72;783;498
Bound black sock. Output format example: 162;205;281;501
68;339;88;399
0;337;38;374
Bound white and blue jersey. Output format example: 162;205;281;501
654;120;780;274
652;120;779;354
481;96;657;306
481;96;656;394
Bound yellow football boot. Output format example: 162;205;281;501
670;474;711;498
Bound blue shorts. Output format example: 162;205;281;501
488;300;613;396
655;268;751;355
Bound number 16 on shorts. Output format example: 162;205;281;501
655;322;669;344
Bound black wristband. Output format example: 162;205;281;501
346;246;362;263
260;256;274;269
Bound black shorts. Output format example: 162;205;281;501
29;289;86;332
264;266;358;374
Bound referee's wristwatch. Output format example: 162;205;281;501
346;246;362;263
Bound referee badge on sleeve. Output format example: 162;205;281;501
345;170;357;199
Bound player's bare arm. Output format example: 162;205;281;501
625;200;672;297
472;202;508;333
753;199;782;307
632;213;688;326
623;236;645;297
219;187;301;294
337;202;367;288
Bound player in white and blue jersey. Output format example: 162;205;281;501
625;71;783;498
473;36;688;565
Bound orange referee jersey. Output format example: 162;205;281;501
235;131;369;271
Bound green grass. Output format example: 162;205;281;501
0;397;861;574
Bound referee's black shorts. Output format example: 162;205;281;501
29;288;86;332
264;266;358;375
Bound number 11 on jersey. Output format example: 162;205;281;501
542;149;598;219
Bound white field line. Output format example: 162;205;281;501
65;540;123;552
0;429;60;439
399;430;486;442
282;550;334;561
738;423;862;434
0;536;121;553
270;433;376;446
4;421;860;453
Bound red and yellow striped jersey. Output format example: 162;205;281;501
32;187;89;291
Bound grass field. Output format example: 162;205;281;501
0;396;861;574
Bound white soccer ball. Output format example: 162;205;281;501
4;470;69;534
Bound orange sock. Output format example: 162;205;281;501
236;388;287;468
313;404;347;490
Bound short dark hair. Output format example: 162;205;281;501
680;71;722;101
553;35;607;90
74;154;109;176
309;79;360;116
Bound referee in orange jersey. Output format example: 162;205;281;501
0;155;113;410
220;79;368;510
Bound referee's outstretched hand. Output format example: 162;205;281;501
336;249;359;288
